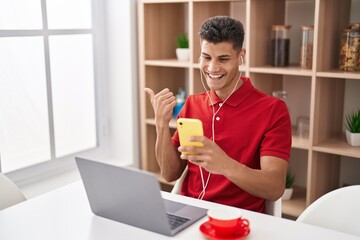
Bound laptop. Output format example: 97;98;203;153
75;157;207;236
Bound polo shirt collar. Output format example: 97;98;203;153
208;77;254;107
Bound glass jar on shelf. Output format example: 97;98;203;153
296;116;310;139
299;25;314;69
272;90;287;100
339;23;360;72
271;25;291;67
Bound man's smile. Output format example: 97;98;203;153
207;72;225;80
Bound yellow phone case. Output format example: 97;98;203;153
177;118;204;154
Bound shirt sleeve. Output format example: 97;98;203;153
260;99;292;161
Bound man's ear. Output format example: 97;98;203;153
239;48;246;65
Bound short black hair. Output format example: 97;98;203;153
198;16;245;51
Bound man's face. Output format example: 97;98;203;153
199;40;242;99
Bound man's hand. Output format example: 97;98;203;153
144;88;177;126
178;136;235;175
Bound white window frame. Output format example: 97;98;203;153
2;0;139;196
0;0;110;183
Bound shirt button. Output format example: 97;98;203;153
219;103;223;107
216;116;220;121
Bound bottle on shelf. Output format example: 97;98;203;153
271;25;291;67
299;25;314;69
173;88;186;118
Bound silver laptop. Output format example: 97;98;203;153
75;157;207;236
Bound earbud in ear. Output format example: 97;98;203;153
240;56;244;65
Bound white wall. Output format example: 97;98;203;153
105;0;139;167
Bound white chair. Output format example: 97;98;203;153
171;166;282;217
0;173;26;210
296;185;360;237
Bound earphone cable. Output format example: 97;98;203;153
196;59;242;199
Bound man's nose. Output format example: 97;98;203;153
207;61;220;72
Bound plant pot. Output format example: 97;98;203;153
346;130;360;146
176;48;189;61
282;188;293;200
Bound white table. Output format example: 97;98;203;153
0;181;359;240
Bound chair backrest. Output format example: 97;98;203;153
171;166;282;217
296;185;360;236
0;173;26;210
265;198;282;217
170;166;188;195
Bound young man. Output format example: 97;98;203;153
145;16;291;213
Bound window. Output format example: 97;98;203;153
0;0;100;173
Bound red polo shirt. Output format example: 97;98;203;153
172;77;291;213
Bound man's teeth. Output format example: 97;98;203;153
209;74;223;78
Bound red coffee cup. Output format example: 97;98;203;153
207;207;250;237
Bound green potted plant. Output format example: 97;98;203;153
282;172;295;200
345;109;360;146
175;33;189;61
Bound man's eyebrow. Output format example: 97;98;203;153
218;54;231;58
201;53;231;58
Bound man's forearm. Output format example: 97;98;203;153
223;156;288;201
155;125;185;182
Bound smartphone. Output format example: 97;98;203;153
177;118;204;154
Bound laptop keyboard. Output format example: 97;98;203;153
166;213;190;230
